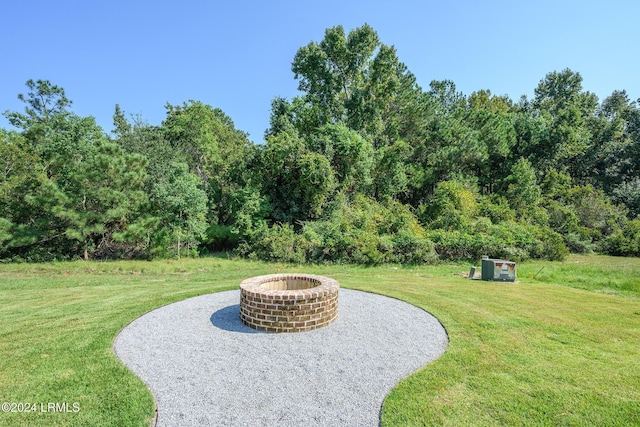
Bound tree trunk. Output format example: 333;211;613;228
177;232;181;260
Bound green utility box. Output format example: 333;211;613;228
481;257;516;282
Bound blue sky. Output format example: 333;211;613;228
2;0;638;144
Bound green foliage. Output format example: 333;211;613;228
565;185;623;233
427;229;510;261
238;223;310;264
545;198;580;234
2;87;151;261
543;181;627;254
309;123;374;194
298;152;336;217
466;90;517;191
148;162;208;259
161;100;254;226
0;217;12;247
505;158;541;215
421;180;479;230
428;220;568;262
2;28;639;264
601;218;640;257
611;178;640;219
372;139;411;198
290;24;427;201
51;138;149;260
210;186;269;247
242;195;437;265
535;163;631;256
0;130;41;247
4;79;72;132
478;195;516;224
418;83;487;186
307;195;438;265
292;24;380;126
260;128;335;222
530;69;598;177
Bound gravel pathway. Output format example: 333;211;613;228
114;289;448;426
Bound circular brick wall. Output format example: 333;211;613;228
239;274;339;333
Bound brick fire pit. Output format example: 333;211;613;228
239;274;339;333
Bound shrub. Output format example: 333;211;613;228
206;224;241;251
301;196;437;265
427;220;568;262
240;195;437;265
421;180;479;231
390;230;439;264
537;228;570;261
601;218;640;257
478;196;515;224
238;223;309;264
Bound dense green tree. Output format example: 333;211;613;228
465;90;517;193
0;130;38;255
3;81;150;260
421;180;479;231
268;194;437;265
162;100;255;225
53;138;149;260
290;24;428;202
289;25;426;145
587;91;640;216
511;97;549;170
531;69;598;178
309;123;374;194
541;168;626;252
162;101;252;177
4;79;72;132
0;130;35;214
612;179;640;219
260;128;335;222
149;162;208;258
505;157;544;223
416;81;486;187
372;139;412;199
113;112;172;182
208;185;269;248
292;24;380;126
30;114;149;260
603;218;640;256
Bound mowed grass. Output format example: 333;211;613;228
0;255;639;426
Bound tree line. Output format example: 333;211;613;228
2;24;639;263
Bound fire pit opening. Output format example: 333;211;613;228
239;274;339;333
259;277;319;291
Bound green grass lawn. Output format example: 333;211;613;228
0;255;639;426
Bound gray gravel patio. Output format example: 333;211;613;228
114;288;448;426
